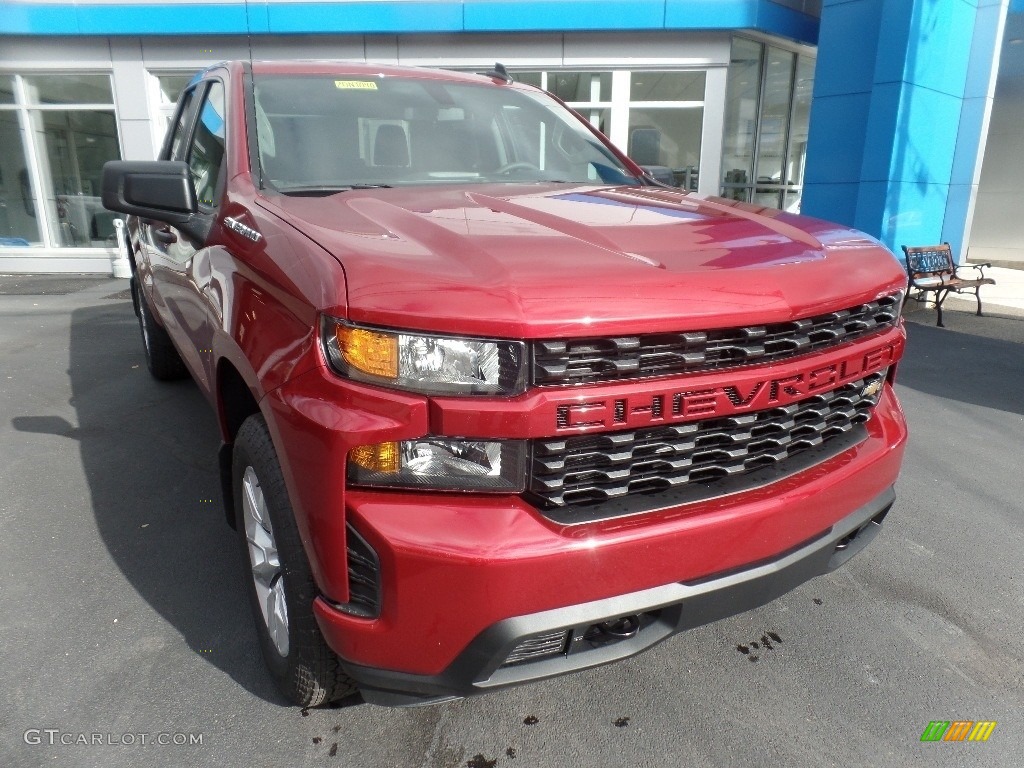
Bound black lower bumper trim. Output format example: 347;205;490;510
345;486;896;707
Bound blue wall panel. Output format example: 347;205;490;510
803;93;872;184
465;0;666;31
0;0;820;40
267;2;464;34
0;2;81;33
804;0;1008;259
76;4;251;35
810;0;882;97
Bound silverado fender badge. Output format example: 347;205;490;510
223;216;262;243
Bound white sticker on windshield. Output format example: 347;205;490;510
335;80;378;90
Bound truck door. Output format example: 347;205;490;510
144;79;226;398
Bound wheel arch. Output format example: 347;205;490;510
216;357;263;528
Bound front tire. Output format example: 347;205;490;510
135;280;188;381
233;414;357;707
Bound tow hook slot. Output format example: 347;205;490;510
827;505;891;571
588;615;641;642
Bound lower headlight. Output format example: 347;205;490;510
348;438;527;492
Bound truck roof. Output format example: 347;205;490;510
238;59;512;86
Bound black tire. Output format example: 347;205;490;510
233;414;358;707
135;280;189;381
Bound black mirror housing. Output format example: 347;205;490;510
102;161;197;224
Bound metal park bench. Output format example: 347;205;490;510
901;243;995;327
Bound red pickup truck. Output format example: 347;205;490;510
102;60;908;708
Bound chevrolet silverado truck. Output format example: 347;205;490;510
101;61;908;708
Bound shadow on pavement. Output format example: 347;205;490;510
899;309;1024;416
15;299;285;705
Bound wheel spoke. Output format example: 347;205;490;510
241;465;289;657
266;574;290;656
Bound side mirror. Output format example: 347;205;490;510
101;161;197;225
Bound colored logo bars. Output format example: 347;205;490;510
921;721;997;743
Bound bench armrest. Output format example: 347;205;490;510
908;273;946;289
955;263;991;279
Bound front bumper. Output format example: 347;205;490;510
345;486;894;706
261;336;907;706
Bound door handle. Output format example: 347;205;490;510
153;227;177;245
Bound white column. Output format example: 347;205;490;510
699;66;728;197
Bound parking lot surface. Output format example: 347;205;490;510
1;277;1022;767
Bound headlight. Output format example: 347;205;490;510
893;288;907;317
321;317;527;396
348;438;527;492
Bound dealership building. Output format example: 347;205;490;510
0;0;1021;274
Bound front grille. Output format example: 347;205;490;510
531;295;900;386
502;630;570;667
528;373;884;523
343;525;380;618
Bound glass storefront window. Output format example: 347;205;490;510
549;72;611;103
23;74;114;105
628;108;703;189
1;73;123;250
0;111;43;246
157;74;193;107
721;38;763;201
33;109;122;247
628;72;705;189
753;48;796;208
575;106;611;135
783;56;815;213
512;72;543;89
721;38;814;209
630;71;705;102
0;76;15;105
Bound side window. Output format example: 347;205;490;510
165;87;196;161
187;81;226;209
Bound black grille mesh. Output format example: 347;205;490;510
532;295;900;386
345;526;380;618
502;630;570;666
528;373;884;513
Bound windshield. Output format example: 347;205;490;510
251;74;641;192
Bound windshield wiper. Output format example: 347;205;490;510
277;184;393;196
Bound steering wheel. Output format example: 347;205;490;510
494;161;540;175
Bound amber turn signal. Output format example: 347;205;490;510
349;442;401;474
335;325;398;379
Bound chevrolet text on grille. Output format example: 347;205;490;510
556;341;898;431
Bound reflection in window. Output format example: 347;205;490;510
630;71;705;102
783;57;815;213
628;108;703;189
0;111;42;246
722;38;763;202
23;74;114;105
753;48;795;209
511;72;543;89
628;72;705;189
2;73;123;250
168;88;196;161
157;74;193;107
721;38;814;211
548;72;611;103
0;76;15;105
188;82;226;208
32;109;122;247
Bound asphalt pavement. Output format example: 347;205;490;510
1;277;1022;768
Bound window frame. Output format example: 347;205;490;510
0;70;122;251
181;78;227;214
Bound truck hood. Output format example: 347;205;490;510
257;183;907;338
